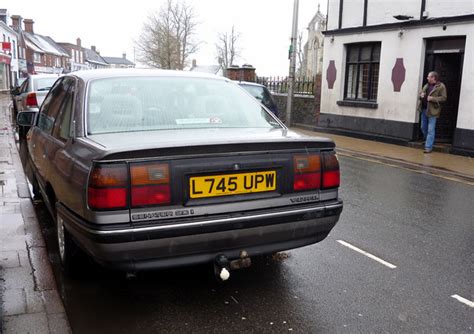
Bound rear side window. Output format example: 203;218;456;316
19;79;28;93
37;78;74;134
87;77;281;135
53;81;75;141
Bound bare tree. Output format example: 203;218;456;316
215;26;241;74
136;0;199;69
296;31;306;77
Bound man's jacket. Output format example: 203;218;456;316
417;82;447;118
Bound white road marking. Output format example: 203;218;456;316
337;240;397;269
451;294;474;308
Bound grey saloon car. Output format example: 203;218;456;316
19;69;342;276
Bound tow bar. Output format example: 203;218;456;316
214;250;252;281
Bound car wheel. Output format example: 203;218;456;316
56;206;78;273
31;175;42;199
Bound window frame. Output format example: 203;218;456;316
343;42;381;103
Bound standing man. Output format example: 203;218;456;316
417;71;447;153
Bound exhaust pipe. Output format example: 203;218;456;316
214;254;231;281
214;251;252;281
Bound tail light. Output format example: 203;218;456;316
130;163;171;207
88;164;128;210
322;151;340;189
25;92;38;107
293;154;321;191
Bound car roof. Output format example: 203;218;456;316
67;68;230;83
236;81;265;88
29;74;61;79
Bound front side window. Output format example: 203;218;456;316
344;43;381;101
87;77;281;135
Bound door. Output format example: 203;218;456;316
424;37;465;143
29;77;70;188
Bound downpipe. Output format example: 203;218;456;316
214;250;252;281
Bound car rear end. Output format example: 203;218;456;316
62;139;342;271
22;75;59;111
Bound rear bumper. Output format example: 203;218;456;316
58;200;343;271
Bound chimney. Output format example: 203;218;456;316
11;15;21;29
76;38;81;47
0;9;7;24
122;52;127;59
23;18;34;33
192;59;196;68
91;45;96;52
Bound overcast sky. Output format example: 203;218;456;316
2;0;327;76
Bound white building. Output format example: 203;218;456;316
0;9;19;90
320;0;474;155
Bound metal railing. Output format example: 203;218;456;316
256;76;316;96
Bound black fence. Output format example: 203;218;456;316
256;76;316;96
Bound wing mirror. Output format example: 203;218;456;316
17;111;37;127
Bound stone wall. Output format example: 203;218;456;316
273;94;318;126
271;75;321;127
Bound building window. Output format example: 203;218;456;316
12;40;16;59
33;52;41;63
344;42;381;101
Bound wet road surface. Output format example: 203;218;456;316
31;155;473;333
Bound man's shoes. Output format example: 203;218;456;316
424;148;432;153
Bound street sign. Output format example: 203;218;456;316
1;42;11;51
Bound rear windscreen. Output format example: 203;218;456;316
87;76;281;134
33;77;58;92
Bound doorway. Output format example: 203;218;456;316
423;37;465;143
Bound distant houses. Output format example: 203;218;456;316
0;9;135;91
102;54;135;68
0;9;19;90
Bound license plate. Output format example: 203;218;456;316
189;171;277;199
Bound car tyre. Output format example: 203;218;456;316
31;175;42;199
56;205;80;274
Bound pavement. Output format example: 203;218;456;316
0;94;71;334
0;90;472;333
294;128;474;185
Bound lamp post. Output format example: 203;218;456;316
286;0;299;126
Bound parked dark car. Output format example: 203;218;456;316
18;69;342;277
12;74;59;139
237;81;279;118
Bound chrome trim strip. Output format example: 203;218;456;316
69;202;343;237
